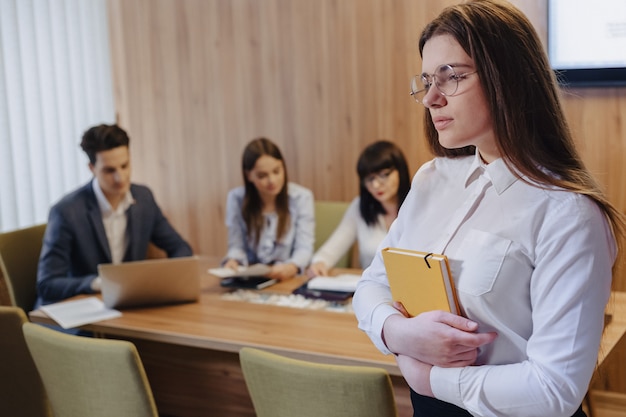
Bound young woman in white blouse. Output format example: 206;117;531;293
223;137;314;281
353;1;625;416
306;140;411;277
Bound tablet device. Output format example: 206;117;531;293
292;282;353;302
219;276;277;290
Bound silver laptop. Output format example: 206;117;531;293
98;256;201;309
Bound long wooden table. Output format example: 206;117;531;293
29;263;412;417
29;262;626;417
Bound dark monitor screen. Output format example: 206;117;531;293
548;0;626;87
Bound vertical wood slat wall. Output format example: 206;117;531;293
106;0;626;285
107;0;437;260
107;0;626;396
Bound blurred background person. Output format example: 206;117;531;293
223;137;314;281
307;140;410;277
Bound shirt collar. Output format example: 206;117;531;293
463;150;519;194
91;178;134;214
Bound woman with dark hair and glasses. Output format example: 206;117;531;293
353;1;624;416
223;137;314;281
307;140;411;277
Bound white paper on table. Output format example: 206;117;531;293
307;274;361;292
208;263;271;278
40;297;122;329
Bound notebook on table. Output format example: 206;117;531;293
209;263;277;290
98;256;201;309
208;263;271;278
292;274;360;302
292;283;353;302
219;276;277;290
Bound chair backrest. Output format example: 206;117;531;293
0;224;47;312
22;322;159;417
314;201;352;268
239;347;398;417
0;306;52;417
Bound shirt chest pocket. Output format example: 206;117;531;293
454;229;511;296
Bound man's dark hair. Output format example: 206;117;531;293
80;124;130;165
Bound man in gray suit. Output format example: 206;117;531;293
36;124;193;306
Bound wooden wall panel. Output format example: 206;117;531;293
107;0;626;293
107;0;447;260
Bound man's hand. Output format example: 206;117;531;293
91;276;102;292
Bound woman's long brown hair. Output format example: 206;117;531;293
418;0;625;275
241;137;291;247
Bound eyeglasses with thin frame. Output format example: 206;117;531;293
363;168;395;187
410;64;477;104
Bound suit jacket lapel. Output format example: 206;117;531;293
125;198;140;260
85;184;112;263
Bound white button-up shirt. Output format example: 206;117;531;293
311;197;389;269
92;178;134;264
353;152;616;417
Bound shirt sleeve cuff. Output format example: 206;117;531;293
430;366;464;409
369;303;404;354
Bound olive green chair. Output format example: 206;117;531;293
314;201;353;268
239;347;398;417
22;322;159;417
0;223;47;312
0;306;52;417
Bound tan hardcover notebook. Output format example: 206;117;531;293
381;247;460;316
